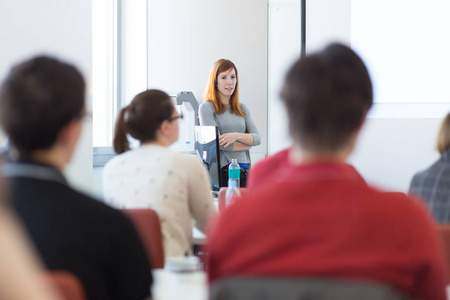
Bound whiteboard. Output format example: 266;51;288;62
352;0;450;104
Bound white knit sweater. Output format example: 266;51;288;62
103;144;217;257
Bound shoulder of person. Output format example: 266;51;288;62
252;148;290;173
368;188;432;221
240;103;253;117
199;101;214;112
239;102;249;112
169;152;209;183
410;170;425;186
105;146;167;170
173;151;204;169
409;158;444;187
63;185;132;221
384;191;440;236
103;152;122;171
103;148;146;167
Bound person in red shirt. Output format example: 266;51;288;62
207;43;447;300
246;147;290;189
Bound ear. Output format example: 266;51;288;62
346;110;369;155
358;110;369;130
57;119;82;150
158;120;171;138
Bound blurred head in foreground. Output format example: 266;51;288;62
0;56;85;168
281;43;373;161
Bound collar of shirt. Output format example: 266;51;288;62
441;149;450;162
1;162;67;186
276;162;368;188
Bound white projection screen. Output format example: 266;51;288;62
351;0;450;105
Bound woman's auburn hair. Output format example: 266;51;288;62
436;112;450;155
203;59;246;117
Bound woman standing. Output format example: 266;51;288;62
103;89;217;258
199;59;260;187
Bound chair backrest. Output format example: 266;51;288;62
210;277;412;300
122;208;165;269
435;224;450;283
45;271;86;300
218;187;248;212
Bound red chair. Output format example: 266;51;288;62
122;208;164;269
435;224;450;284
218;187;248;212
45;271;86;300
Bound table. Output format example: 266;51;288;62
152;269;208;300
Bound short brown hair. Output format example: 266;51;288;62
281;43;373;152
436;113;450;155
0;56;85;156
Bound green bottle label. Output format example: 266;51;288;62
229;168;240;179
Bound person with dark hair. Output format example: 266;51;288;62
207;44;447;300
0;56;152;300
409;112;450;223
199;59;261;187
103;89;217;257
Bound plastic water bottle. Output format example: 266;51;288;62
225;176;241;206
226;159;241;206
228;159;240;188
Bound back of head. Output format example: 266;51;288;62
0;56;85;156
113;89;173;154
281;43;373;152
436;112;450;155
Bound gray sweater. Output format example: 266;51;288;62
198;101;261;168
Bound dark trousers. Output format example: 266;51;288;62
220;166;248;188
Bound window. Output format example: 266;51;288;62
92;0;119;147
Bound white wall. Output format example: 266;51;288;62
0;0;93;195
350;118;441;192
306;0;351;52
352;1;450;105
268;0;301;154
121;0;148;106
